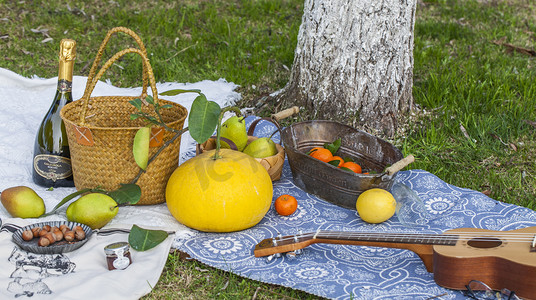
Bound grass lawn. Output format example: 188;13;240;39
1;0;535;298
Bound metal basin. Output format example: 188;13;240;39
282;120;404;209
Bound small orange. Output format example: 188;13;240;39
329;156;344;167
274;194;298;216
309;147;333;163
341;161;362;173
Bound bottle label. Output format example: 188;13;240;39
33;155;73;182
58;79;72;93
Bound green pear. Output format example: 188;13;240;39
220;116;248;151
133;127;150;170
243;137;278;158
1;186;45;218
66;193;119;229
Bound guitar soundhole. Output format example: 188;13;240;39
467;237;502;249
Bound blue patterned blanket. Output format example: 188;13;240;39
174;117;536;299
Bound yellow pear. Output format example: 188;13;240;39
243;137;278;158
1;186;45;218
220;116;248;151
66;193;119;229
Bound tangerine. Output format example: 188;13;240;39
274;194;298;216
329;156;344;167
341;161;362;173
309;147;333;163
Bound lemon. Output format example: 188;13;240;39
355;188;396;223
165;149;273;232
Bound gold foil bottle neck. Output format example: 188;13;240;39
59;39;76;61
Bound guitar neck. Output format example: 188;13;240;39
254;230;458;258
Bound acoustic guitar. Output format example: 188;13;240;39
254;227;536;299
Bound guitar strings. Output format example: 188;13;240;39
266;231;536;244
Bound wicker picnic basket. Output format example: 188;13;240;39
60;27;187;205
196;107;299;181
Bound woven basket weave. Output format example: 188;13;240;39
60;27;187;205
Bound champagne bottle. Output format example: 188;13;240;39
32;39;76;187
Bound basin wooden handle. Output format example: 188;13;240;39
385;155;415;176
272;106;299;121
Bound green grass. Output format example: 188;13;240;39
2;0;536;298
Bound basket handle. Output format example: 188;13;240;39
83;27;150;100
247;118;282;142
79;48;159;125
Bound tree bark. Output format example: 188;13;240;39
277;0;417;137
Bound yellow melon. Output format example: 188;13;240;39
165;149;273;232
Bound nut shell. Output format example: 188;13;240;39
64;231;75;242
59;224;70;234
52;230;63;242
75;229;86;240
22;230;33;241
38;237;51;247
31;227;41;238
44;232;56;244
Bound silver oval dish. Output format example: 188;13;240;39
12;221;93;254
282;120;408;209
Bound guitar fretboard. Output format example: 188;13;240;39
315;231;458;246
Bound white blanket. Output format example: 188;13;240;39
0;67;241;299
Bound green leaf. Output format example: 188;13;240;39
108;184;141;205
324;138;341;155
145;95;154;105
129;98;143;111
340;167;353;172
327;160;341;167
160;88;202;96
40;188;93;217
343;157;354;162
130;114;141;120
160;104;173;109
306;148;318;155
128;224;168;251
133;127;150;170
188;94;221;144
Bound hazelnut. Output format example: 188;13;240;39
64;231;75;242
51;226;59;232
59;224;70;233
74;229;86;240
38;236;51;247
31;227;41;238
22;230;34;241
42;225;51;232
39;229;49;237
52;230;63;242
73;225;83;232
44;232;56;244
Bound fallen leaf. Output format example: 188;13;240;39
41;37;53;43
482;190;491;196
195;267;209;272
524;119;536;128
492;39;536;56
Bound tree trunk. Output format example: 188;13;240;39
277;0;417;137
